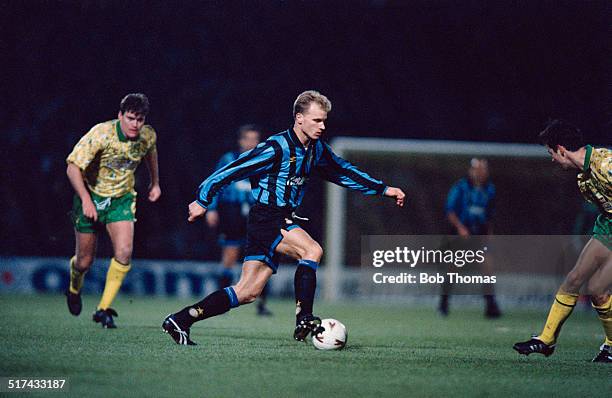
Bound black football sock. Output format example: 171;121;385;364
174;287;239;328
294;260;318;322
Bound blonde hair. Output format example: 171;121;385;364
293;90;332;118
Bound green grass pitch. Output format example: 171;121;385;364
0;294;609;397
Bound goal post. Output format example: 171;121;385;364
323;137;551;301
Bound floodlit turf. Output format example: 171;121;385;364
0;294;609;397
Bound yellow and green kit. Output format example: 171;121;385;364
66;119;156;231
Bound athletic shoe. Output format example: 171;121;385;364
65;290;82;316
513;335;555;357
162;314;197;346
92;308;118;329
294;315;323;342
592;344;612;363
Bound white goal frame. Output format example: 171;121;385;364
323;137;548;301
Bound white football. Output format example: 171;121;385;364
312;318;347;350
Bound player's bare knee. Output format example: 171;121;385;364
114;247;133;265
303;242;323;262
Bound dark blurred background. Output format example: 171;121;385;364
1;0;609;260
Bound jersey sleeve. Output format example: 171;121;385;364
206;153;234;211
66;125;106;170
445;182;462;215
315;141;387;195
196;142;279;208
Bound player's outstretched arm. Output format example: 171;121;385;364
316;142;387;195
196;141;278;209
188;201;207;222
384;187;405;207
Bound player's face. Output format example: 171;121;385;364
468;160;489;186
118;111;145;139
546;145;573;169
238;130;260;152
297;103;327;141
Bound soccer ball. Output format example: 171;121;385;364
312;318;347;350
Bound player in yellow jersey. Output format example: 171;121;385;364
65;93;161;328
513;120;611;363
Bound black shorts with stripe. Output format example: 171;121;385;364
244;203;301;273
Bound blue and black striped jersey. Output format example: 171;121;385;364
197;128;387;210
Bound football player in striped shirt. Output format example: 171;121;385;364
163;90;405;345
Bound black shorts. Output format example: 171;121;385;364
217;204;248;247
244;203;302;273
